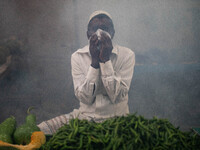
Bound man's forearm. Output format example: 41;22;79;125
74;66;100;105
99;51;135;103
72;54;100;105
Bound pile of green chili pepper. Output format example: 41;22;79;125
40;113;200;150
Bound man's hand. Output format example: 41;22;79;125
99;32;113;63
89;34;100;68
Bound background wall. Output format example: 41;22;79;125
0;0;199;131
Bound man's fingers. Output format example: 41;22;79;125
101;32;111;41
90;34;98;43
100;33;107;42
101;36;112;50
101;33;112;45
101;32;109;38
95;39;99;45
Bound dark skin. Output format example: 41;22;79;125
87;17;115;68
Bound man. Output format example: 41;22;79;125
38;10;135;135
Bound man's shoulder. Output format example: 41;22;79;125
71;45;89;58
115;45;135;57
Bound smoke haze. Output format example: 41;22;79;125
0;0;199;130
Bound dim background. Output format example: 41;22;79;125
0;0;199;131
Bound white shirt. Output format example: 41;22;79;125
71;44;135;120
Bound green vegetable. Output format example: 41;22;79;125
40;113;200;150
13;107;40;145
0;116;16;144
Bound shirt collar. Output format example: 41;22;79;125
77;44;118;56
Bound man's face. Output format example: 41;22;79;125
87;17;115;40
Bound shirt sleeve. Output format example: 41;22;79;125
99;51;135;103
71;53;99;105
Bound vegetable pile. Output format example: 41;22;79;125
0;107;45;150
41;114;200;150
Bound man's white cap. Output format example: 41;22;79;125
88;10;112;23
